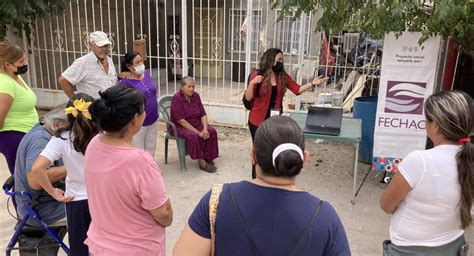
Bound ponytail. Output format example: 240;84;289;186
63;93;98;154
457;141;473;229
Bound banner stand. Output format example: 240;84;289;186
372;32;441;172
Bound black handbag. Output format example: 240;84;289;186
242;70;262;110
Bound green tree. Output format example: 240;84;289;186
271;0;474;55
0;0;67;40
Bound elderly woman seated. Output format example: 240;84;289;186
170;76;219;173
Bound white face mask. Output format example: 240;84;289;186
133;64;145;75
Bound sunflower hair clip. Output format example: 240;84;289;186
65;99;92;120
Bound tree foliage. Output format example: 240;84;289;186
0;0;66;40
271;0;474;55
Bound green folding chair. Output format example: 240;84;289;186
158;95;187;171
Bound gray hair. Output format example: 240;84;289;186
180;76;195;87
42;104;68;129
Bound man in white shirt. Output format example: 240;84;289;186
58;31;118;99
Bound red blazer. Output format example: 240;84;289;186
248;72;301;126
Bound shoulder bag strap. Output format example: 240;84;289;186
209;183;224;256
229;185;260;256
282;200;324;256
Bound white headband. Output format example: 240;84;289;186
272;143;304;167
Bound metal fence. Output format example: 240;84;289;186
23;0;381;112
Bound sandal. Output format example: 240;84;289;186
200;163;217;173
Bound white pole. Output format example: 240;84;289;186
36;20;44;89
451;51;460;90
181;0;189;76
21;29;32;87
244;0;253;85
295;13;307;112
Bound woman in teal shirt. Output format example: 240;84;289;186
0;41;39;175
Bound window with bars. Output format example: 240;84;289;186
274;10;311;54
229;9;262;52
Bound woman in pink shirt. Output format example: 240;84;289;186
85;85;173;256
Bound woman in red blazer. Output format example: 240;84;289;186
244;48;325;178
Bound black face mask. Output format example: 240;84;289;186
272;61;284;73
13;65;28;75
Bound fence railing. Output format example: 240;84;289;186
24;0;381;113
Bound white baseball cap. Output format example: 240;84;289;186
89;31;111;47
